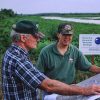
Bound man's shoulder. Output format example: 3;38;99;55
70;44;78;50
41;42;56;52
5;46;25;61
69;44;80;54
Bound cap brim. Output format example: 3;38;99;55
61;31;73;35
35;32;45;39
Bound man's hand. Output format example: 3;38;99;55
89;65;100;74
82;84;100;95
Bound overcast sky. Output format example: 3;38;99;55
0;0;100;14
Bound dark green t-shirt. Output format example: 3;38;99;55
37;42;92;84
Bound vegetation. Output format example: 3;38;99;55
0;9;100;98
0;9;17;19
33;12;100;17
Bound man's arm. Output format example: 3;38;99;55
39;78;100;96
89;65;100;74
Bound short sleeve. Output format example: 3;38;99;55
15;59;47;90
75;50;92;71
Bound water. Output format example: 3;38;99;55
42;16;100;25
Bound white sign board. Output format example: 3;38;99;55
79;34;100;55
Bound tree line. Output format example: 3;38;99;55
0;9;17;19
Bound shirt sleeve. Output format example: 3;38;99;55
15;59;47;90
75;50;92;71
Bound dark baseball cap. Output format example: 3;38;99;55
12;20;45;39
58;23;73;35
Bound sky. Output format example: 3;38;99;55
0;0;100;14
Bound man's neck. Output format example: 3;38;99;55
14;42;28;52
57;43;69;55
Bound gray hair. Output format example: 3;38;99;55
10;30;30;42
10;30;20;42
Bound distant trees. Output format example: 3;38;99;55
0;9;17;19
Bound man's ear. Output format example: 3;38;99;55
57;33;60;39
20;34;27;42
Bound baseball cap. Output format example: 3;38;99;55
12;20;45;39
58;23;73;35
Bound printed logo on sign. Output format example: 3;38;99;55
95;37;100;45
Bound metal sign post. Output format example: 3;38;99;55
91;55;94;65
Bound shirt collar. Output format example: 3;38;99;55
53;42;71;55
11;43;29;56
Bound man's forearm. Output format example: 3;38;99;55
40;78;100;96
46;79;84;95
40;78;83;95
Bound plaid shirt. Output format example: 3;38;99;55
2;44;46;100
